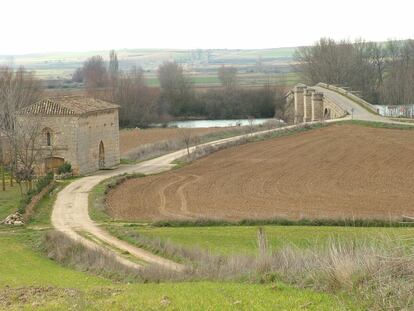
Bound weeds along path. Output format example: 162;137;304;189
52;123;320;271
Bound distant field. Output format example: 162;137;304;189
1;47;298;86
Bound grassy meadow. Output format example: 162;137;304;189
106;224;414;256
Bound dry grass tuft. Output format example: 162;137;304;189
43;227;414;310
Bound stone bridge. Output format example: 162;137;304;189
287;83;348;124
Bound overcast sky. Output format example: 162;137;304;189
1;0;413;55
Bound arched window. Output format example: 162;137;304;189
46;131;51;146
42;128;52;147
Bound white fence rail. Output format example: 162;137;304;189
374;105;414;118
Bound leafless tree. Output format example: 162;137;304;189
108;50;119;81
0;66;43;192
218;66;238;89
295;38;386;104
114;66;158;127
157;61;193;116
82;55;108;97
71;67;83;83
380;40;414;106
12;118;43;192
177;127;194;158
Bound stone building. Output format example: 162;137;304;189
18;96;120;175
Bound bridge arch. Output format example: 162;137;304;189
324;107;331;119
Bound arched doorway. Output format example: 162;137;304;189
99;141;105;169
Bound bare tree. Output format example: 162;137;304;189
218;66;238;89
177;127;194;158
71;67;83;83
0;66;43;192
158;61;193;116
108;50;119;82
114;66;158;127
295;38;386;104
12;118;43;192
82;55;108;97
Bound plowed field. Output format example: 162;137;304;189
108;124;414;221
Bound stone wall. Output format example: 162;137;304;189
17;108;120;176
290;84;347;123
323;97;347;119
17;115;78;174
76;109;120;174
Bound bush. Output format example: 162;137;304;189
18;172;54;214
57;162;72;174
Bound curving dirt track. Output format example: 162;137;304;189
107;124;414;221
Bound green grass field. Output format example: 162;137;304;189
0;184;21;220
106;224;414;255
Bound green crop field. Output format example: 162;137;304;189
106;224;414;255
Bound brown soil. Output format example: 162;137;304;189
120;127;228;156
108;124;414;221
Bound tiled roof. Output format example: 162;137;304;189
19;96;119;116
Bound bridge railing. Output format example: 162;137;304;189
317;83;379;114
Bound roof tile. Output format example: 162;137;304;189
20;96;119;116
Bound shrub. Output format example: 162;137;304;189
57;162;72;175
18;172;54;214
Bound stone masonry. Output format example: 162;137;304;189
18;97;120;175
288;84;347;123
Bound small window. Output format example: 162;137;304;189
46;131;51;146
42;128;53;147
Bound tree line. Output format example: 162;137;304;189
295;38;414;106
73;51;287;127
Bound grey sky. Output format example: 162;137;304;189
1;0;413;54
